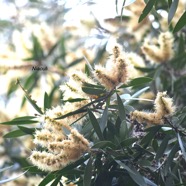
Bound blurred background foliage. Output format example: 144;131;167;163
0;0;186;185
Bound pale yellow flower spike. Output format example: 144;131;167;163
141;31;174;63
159;32;174;61
154;92;175;116
115;57;129;84
94;66;118;90
131;92;175;126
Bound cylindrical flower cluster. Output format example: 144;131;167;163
131;92;175;125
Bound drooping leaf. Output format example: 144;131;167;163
138;0;157;23
88;109;104;140
83;157;93;186
164;142;179;176
155;135;170;160
3;130;27;138
0;118;38;125
173;11;186;33
17;79;43;114
38;173;56;186
168;0;179;24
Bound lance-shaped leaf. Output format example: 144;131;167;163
82;82;106;95
168;0;178;24
164;142;179;176
88;109;104;140
83;157;93;186
155;135;170;160
117;93;126;121
0;117;38;125
17;79;43;114
138;0;157;23
115;160;146;186
91;141;116;149
44;92;51;110
3;129;27;138
173;11;186;33
38;173;56;186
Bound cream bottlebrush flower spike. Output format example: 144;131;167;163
141;31;174;63
94;44;130;90
131;92;175;125
30;124;90;172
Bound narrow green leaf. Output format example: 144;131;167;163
115;0;118;14
38;173;56;186
83;157;93;186
178;33;185;54
120;0;126;21
3;130;27;138
85;64;91;76
88;110;104;140
63;98;87;103
155;135;170;160
66;58;84;68
56;108;86;120
25;95;43;115
50;174;62;186
177;133;186;161
168;0;179;24
173;11;186;33
57;154;90;174
12;116;36;121
91;141;116;149
119;120;129;141
117;93;126;121
120;77;153;88
82;83;106;95
138;0;157;23
44;92;50;110
17;80;43;114
99;106;108;132
120;138;138;147
0;119;38;125
18;126;35;135
141;125;161;147
31;34;44;60
115;161;146;186
164;142;179;175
